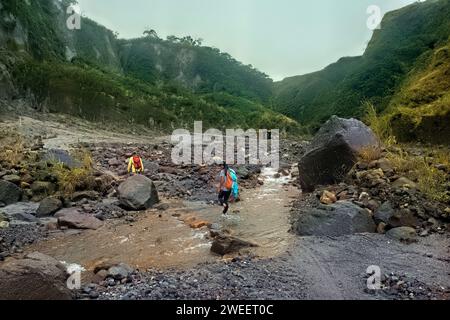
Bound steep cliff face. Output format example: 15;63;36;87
118;37;273;102
0;0;297;133
0;0;271;102
0;0;121;70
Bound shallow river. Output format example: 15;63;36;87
27;168;299;272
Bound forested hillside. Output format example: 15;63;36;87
273;0;450;143
0;0;297;133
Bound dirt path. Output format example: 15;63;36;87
288;234;450;299
3;115;166;150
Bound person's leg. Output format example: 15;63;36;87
222;190;231;214
218;191;224;206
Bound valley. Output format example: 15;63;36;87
0;113;449;300
0;0;449;302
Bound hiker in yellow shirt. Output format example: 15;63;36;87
127;152;144;174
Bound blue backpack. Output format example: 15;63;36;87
228;169;239;200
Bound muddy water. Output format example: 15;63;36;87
27;168;299;272
184;167;298;257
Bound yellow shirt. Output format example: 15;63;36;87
127;157;144;173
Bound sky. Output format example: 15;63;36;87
76;0;418;81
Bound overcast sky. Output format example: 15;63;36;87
76;0;418;81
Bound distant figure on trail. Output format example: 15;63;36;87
128;152;144;175
217;162;239;215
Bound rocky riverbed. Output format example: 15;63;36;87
0;115;449;300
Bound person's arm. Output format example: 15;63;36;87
216;171;224;192
140;158;144;172
127;158;132;173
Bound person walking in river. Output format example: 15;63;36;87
127;152;145;175
217;162;239;215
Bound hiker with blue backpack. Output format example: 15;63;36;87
217;162;239;215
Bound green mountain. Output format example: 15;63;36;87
0;0;298;133
273;0;450;143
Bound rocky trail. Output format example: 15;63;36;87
0;115;449;300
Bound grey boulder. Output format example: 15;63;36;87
0;180;22;205
0;252;71;300
37;197;63;217
386;227;418;243
211;234;257;255
294;201;376;236
117;175;159;210
298;116;380;192
57;208;103;230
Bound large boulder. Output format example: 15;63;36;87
374;201;420;228
0;252;72;300
43;149;80;169
37;197;63;217
117;175;159;210
294;201;376;236
57;208;103;230
0;202;39;221
298;116;380;192
0;180;22;205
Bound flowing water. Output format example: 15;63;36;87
27;167;299;272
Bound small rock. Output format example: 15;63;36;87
434;164;447;172
93;269;109;283
320;190;337;205
359;192;370;202
386;227;418;244
58;211;103;230
71;191;100;202
2;175;21;185
419;229;429;237
377;222;387;234
426;218;439;229
154;203;169;211
30;181;55;196
392;177;417;189
12;212;38;223
367;199;380;212
374;201;395;225
0;221;9;229
189;220;209;229
20;182;30;189
211;234;257;255
108;263;134;280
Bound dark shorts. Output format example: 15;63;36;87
218;190;231;205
